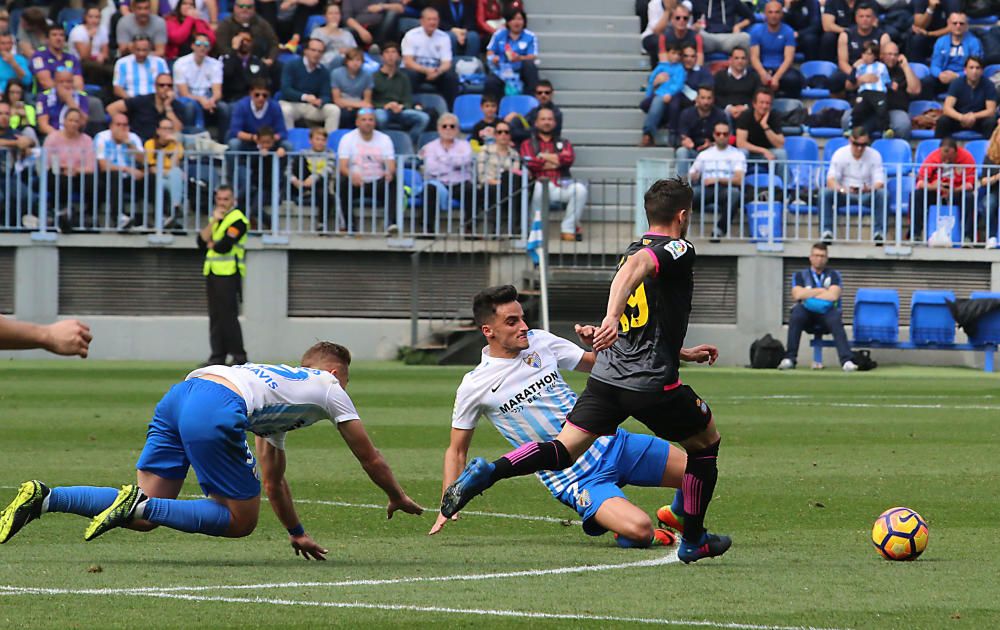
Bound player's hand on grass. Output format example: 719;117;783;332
427;511;459;535
387;494;424;519
44;319;93;358
574;323;597;348
592;315;620;352
681;344;718;365
290;533;328;560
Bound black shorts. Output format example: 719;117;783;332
566;377;712;443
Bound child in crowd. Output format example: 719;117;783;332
850;41;893;139
641;42;685;147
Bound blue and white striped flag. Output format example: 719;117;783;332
525;209;544;264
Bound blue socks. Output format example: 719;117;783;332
45;486;120;517
142;498;231;536
671;488;685;518
615;534;653;549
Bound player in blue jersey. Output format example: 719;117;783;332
0;342;423;558
442;178;731;563
429;285;715;548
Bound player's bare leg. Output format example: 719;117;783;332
595;498;677;548
126;471;185;531
441;424;598;517
127;470;261;538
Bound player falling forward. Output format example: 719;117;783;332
431;285;717;547
441;178;731;563
0;342;423;558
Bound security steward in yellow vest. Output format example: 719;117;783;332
197;185;249;365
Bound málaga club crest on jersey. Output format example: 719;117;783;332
523;351;542;369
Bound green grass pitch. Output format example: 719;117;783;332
1;360;999;629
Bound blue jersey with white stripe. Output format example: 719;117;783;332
451;330;616;495
113;54;169;97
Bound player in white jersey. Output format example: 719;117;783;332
0;342;423;557
430;285;712;547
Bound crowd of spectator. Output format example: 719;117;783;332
0;0;597;238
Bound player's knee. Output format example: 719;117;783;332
618;514;654;543
225;512;258;538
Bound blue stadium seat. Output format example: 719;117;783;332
385;129;414;156
454;94;483;132
908;100;940;140
965;139;989;174
327;128;350;151
278;52;301;66
968;292;1000;345
806;98;851;138
853;288;899;343
413;93;449;119
402;168;424;205
772;98;805;136
927;205;961;245
953;130;986;140
288;128;312;151
305;15;326;37
872;138;913;176
416;131;439;150
915;138;941;165
886;173;914;219
747;201;783;243
969;15;998;25
57;8;84;31
801;61;837;99
908;62;931;82
823;137;849;165
783;136;819;214
910;290;956;345
84;83;103;98
499;94;538;119
985;64;1000;80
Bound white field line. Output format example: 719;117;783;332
768;401;1000;410
0;588;850;630
0;552;679;594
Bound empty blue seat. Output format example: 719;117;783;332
915;138;941;165
910;290;956;344
966;139;989;174
288;128;312;151
854;288;899;343
807;98;851;138
305;14;326;37
499;94;538;119
385;129;414;156
908;62;931;81
784;136;819;214
453;94;483;132
327;128;351;151
872;138;913;176
985;64;1000;80
886;173;914;218
968;292;1000;345
801;61;837;99
823;137;849;164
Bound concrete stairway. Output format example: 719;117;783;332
532;0;660;227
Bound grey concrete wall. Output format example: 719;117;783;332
3;237;998;368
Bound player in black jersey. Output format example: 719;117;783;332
441;178;730;563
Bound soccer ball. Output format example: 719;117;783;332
871;507;929;561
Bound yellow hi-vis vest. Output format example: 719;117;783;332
203;208;249;277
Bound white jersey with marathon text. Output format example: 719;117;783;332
187;363;360;449
451;330;615;495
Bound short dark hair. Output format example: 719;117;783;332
644;178;692;226
215;184;233;196
940;136;959;150
132;0;151;6
966;55;983;68
45;23;65;37
301;341;352;368
753;87;774;102
664;42;683;54
473;285;520;327
504;7;526;25
697;84;714;95
854;2;875;14
481;93;499;106
381;41;400;54
249;78;270;93
862;41;879;56
730;46;747;57
850;125;869;139
537;79;553;90
811;242;829;253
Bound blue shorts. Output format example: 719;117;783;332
135;379;260;500
553;429;671;536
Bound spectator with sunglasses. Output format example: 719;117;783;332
476;119;524;234
820;126;887;244
174;33;223;132
419;112;475;233
524;80;562;140
165;0;216;61
521;105;587;242
107;72;184;141
652;6;703;70
216;0;281;66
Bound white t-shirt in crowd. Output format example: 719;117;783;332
688;145;747;181
173;53;223;98
68;23;110;60
337;129;395;182
187;363;361;450
401;27;452;69
828;145;886;190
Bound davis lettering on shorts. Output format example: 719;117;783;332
590;234;695;392
186;363;361;449
451;330;615;494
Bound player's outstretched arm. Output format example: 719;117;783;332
0;316;92;357
255;436;329;560
337;420;424;519
593;252;657;352
429;427;475;535
680;344;719;365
